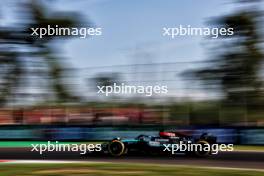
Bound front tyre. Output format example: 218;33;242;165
108;140;125;156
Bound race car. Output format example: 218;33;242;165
101;130;217;157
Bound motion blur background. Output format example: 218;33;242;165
0;0;263;145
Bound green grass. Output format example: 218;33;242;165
0;163;262;176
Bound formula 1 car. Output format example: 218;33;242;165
100;130;217;157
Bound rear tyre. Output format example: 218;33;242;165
108;140;125;156
194;140;211;157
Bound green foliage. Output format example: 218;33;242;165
185;1;264;105
0;0;83;106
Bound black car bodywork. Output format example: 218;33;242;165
101;131;217;157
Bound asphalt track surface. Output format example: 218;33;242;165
0;148;263;169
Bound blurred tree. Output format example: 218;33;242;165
25;0;83;103
185;0;264;106
0;52;21;106
0;0;84;106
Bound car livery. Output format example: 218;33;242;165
101;130;217;157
